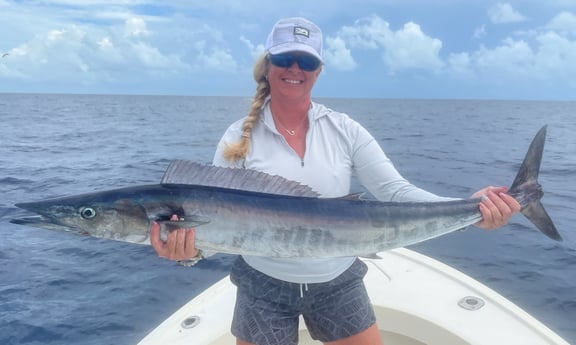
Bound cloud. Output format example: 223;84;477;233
2;1;576;98
547;11;576;36
192;40;237;72
474;39;534;77
124;17;149;37
488;3;528;24
473;24;487;39
324;36;357;71
2;19;184;83
447;16;576;86
239;35;265;60
0;11;241;87
331;15;444;73
447;52;474;79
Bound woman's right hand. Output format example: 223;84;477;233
150;217;199;261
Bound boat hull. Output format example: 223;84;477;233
136;248;568;345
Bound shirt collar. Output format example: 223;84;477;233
261;99;328;129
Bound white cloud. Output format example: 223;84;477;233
473;24;487;39
337;16;384;50
547;11;576;36
0;11;241;86
97;37;113;49
447;28;576;86
129;42;177;69
3;26;109;83
239;35;265;60
193;40;237;72
488;3;528;24
447;52;474;79
324;36;357;71
2;1;576;97
475;39;534;76
533;31;576;79
387;22;444;72
124;17;149;37
333;15;444;73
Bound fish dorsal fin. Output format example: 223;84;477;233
161;160;320;198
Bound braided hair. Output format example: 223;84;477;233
222;53;270;161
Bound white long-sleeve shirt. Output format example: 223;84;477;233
213;100;453;283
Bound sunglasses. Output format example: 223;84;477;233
268;53;322;72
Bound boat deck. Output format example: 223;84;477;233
137;248;568;345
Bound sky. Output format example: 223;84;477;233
1;0;576;100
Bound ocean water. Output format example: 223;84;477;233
0;94;574;344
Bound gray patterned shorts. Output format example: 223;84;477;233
230;256;376;345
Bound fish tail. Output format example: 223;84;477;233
508;125;562;241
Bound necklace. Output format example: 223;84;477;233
275;115;308;136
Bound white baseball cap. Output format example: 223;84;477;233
265;17;323;62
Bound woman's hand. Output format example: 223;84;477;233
472;186;521;230
150;215;199;261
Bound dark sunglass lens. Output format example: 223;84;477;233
269;54;294;68
269;53;320;71
297;55;321;71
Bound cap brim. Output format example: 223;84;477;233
268;43;323;63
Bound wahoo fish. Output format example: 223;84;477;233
11;126;561;257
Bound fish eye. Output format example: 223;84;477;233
80;207;97;219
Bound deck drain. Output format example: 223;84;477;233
458;296;485;311
181;315;201;329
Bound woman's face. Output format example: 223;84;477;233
267;52;322;102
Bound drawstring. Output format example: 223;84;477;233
299;283;309;298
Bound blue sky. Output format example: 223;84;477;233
1;0;576;100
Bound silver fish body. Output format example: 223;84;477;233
11;126;561;257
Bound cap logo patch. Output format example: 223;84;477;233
293;26;310;38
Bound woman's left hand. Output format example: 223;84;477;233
472;186;522;230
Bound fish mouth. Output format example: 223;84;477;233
12;201;87;234
15;201;51;214
11;215;86;235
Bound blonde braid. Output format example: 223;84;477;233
222;53;270;162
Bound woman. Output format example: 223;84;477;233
151;17;520;345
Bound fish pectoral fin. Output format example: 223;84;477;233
158;216;211;232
